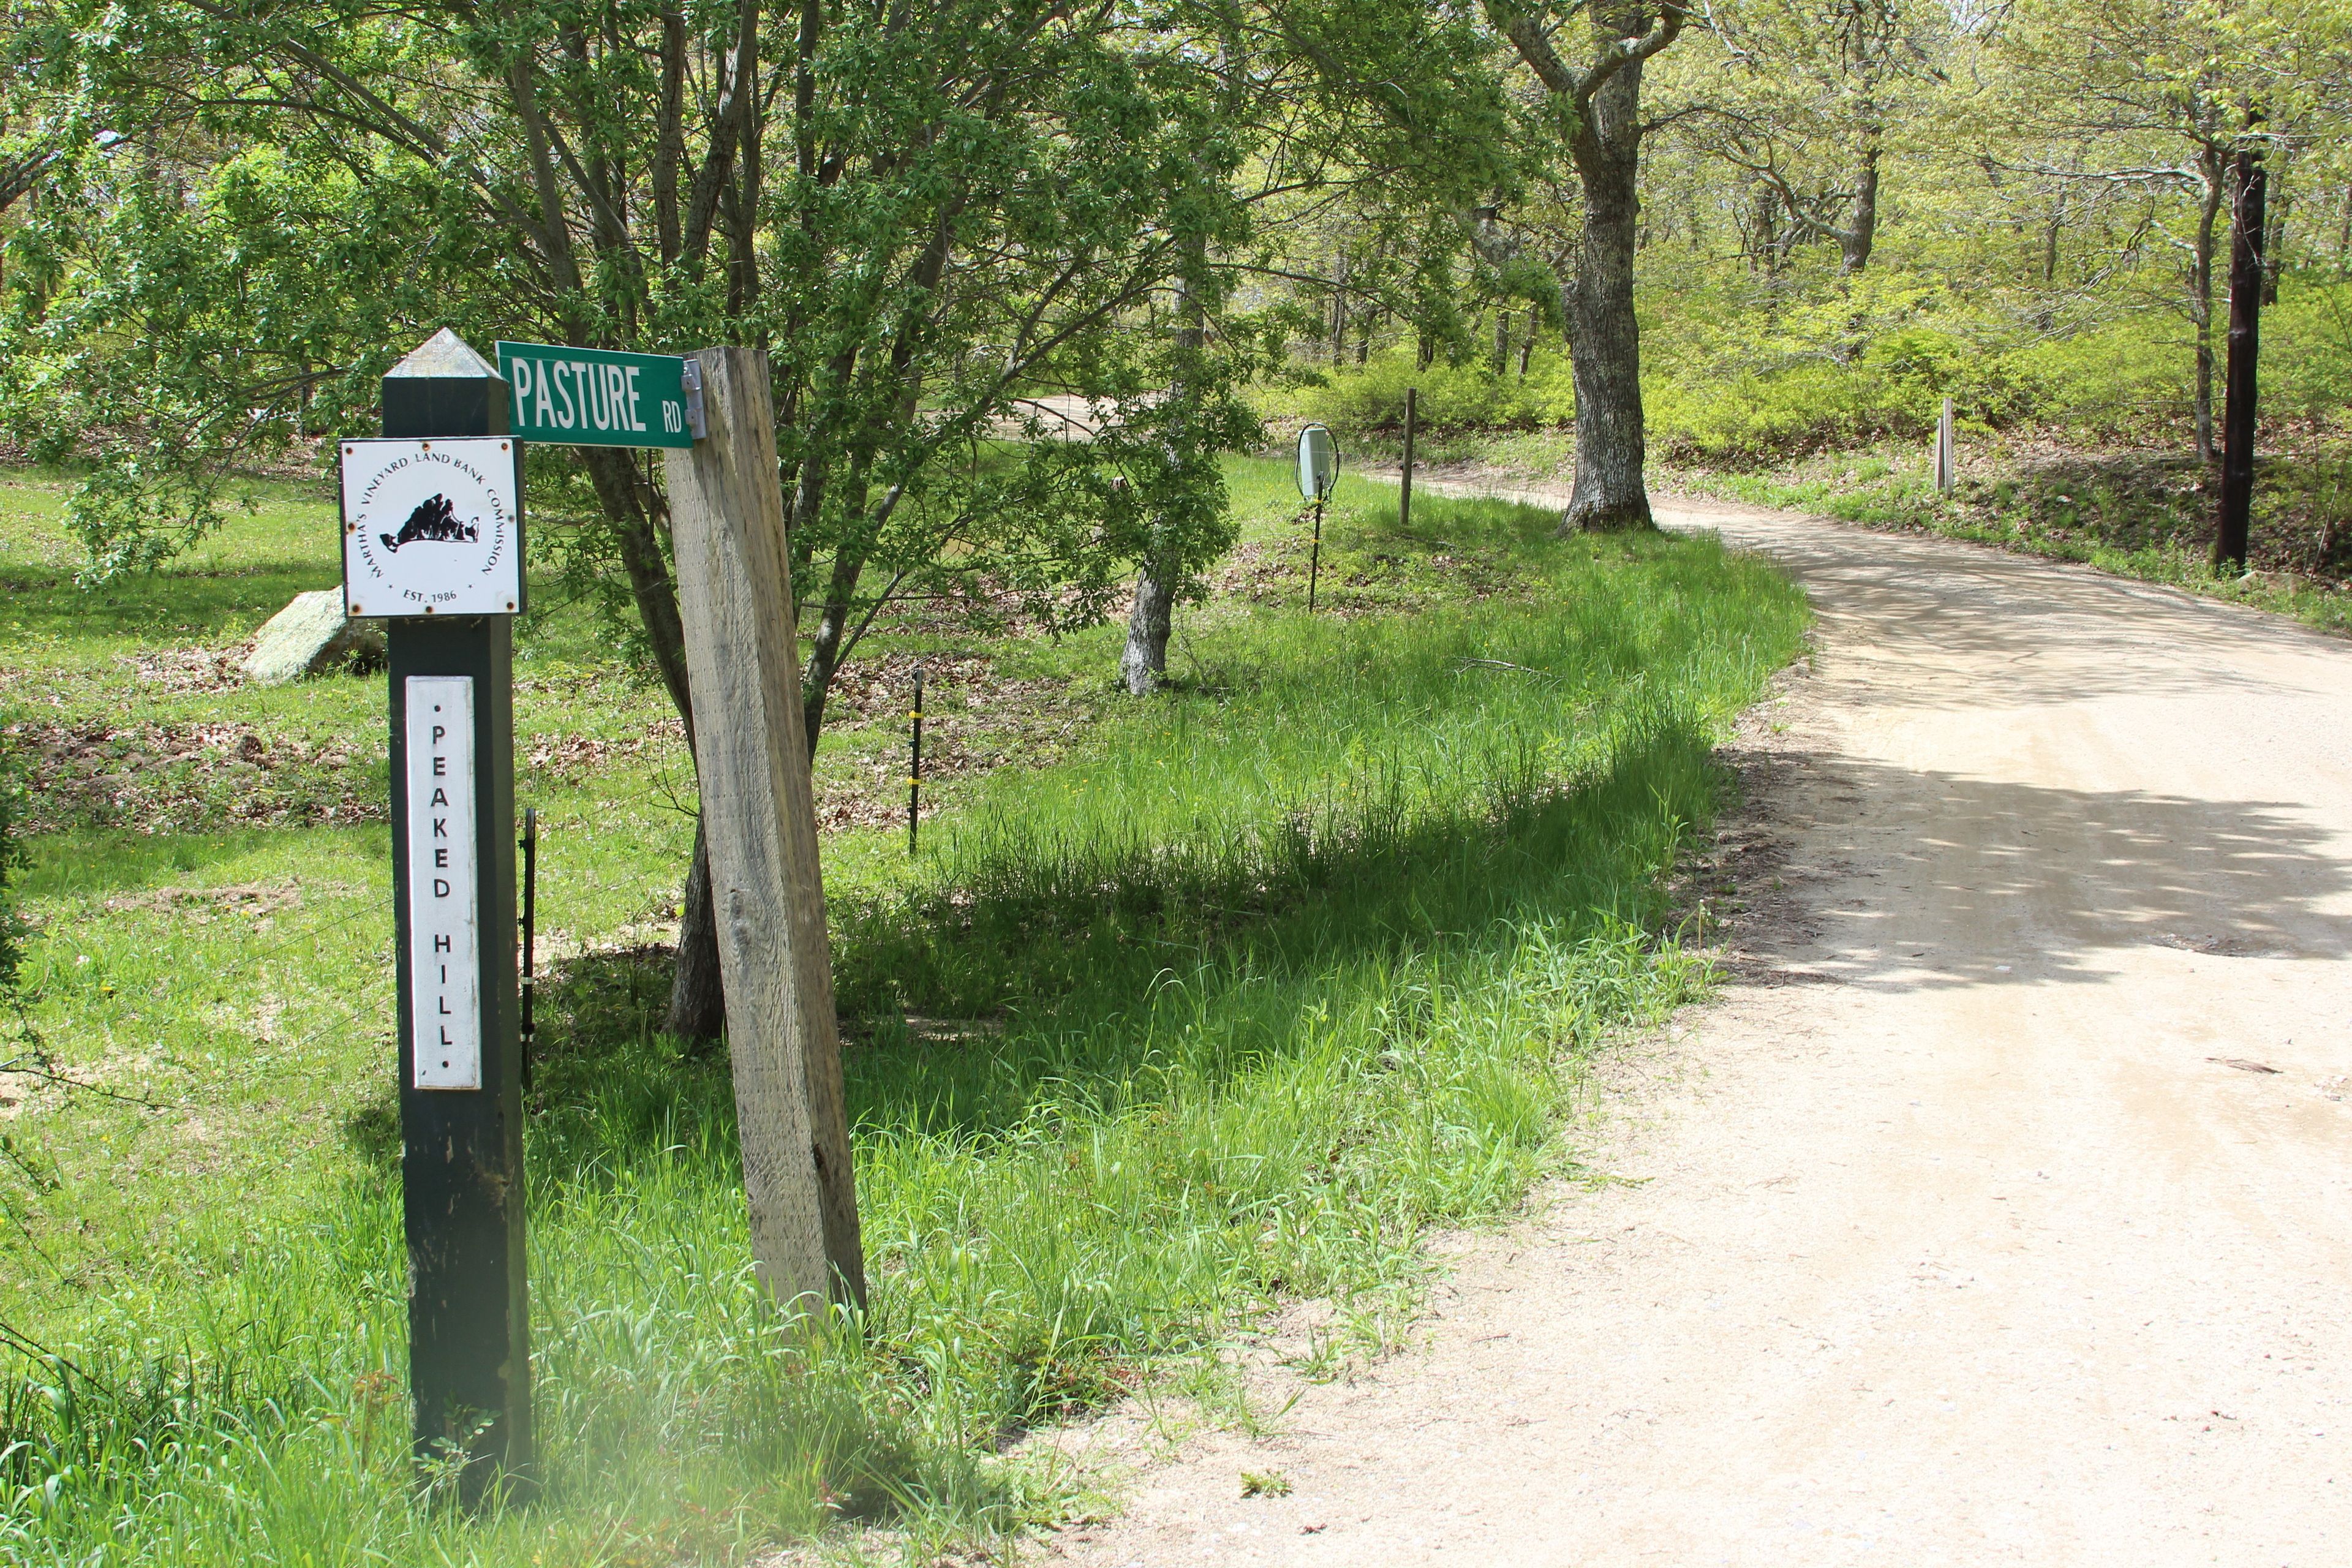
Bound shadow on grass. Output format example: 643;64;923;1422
17;824;390;902
507;708;1728;1178
1;561;337;647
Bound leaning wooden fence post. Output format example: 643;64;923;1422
663;347;866;1311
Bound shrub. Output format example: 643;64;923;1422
1273;349;1576;435
1265;274;2352;468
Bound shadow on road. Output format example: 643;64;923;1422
1664;505;2340;714
1732;750;2352;993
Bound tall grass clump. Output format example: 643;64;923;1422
0;490;1806;1566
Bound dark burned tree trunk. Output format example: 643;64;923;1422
1560;3;1664;532
1488;0;1684;533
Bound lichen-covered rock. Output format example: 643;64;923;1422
240;590;386;685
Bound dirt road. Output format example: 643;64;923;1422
1049;492;2352;1565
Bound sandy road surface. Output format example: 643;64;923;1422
1047;492;2352;1566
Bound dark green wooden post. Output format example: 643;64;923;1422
382;330;532;1499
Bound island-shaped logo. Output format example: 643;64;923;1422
380;494;480;554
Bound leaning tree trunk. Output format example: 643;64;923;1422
666;821;725;1043
1562;37;1654;532
576;447;728;1047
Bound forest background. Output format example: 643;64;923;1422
9;0;2352;1028
1;0;2350;1561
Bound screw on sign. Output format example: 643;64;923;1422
340;434;522;617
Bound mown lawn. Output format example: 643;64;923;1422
0;453;1806;1565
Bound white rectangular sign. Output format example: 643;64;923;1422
342;437;522;618
405;676;481;1090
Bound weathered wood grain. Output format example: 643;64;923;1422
664;346;865;1311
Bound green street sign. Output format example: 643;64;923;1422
496;341;701;449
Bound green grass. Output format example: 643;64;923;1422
0;455;1807;1564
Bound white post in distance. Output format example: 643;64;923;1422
1934;396;1957;494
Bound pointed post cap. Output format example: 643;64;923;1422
387;327;500;380
382;328;508;438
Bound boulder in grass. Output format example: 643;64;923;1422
241;590;386;685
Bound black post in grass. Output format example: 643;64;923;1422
1308;496;1324;613
1400;385;1417;531
1295;423;1340;614
372;331;532;1501
2216;137;2267;573
909;663;924;855
519;805;537;1085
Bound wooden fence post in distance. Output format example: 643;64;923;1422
663;346;865;1311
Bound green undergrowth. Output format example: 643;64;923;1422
1260;274;2352;470
0;465;1806;1565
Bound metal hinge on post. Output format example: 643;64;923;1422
679;358;709;440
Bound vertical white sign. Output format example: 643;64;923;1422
406;676;481;1090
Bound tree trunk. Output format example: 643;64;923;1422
577;448;726;1046
665;820;726;1043
1121;247;1206;695
1330;250;1349;366
800;538;869;747
2216;145;2266;571
1562;24;1654;533
2041;192;2066;285
2192;148;2225;466
2261;157;2288;307
1839;141;1880;274
1119;569;1175;695
1747;179;1781;279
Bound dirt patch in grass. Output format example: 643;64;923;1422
110;645;250;693
100;878;363;921
9;717;380;834
1211;505;1533;614
812;650;1110;831
524;719;689;780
